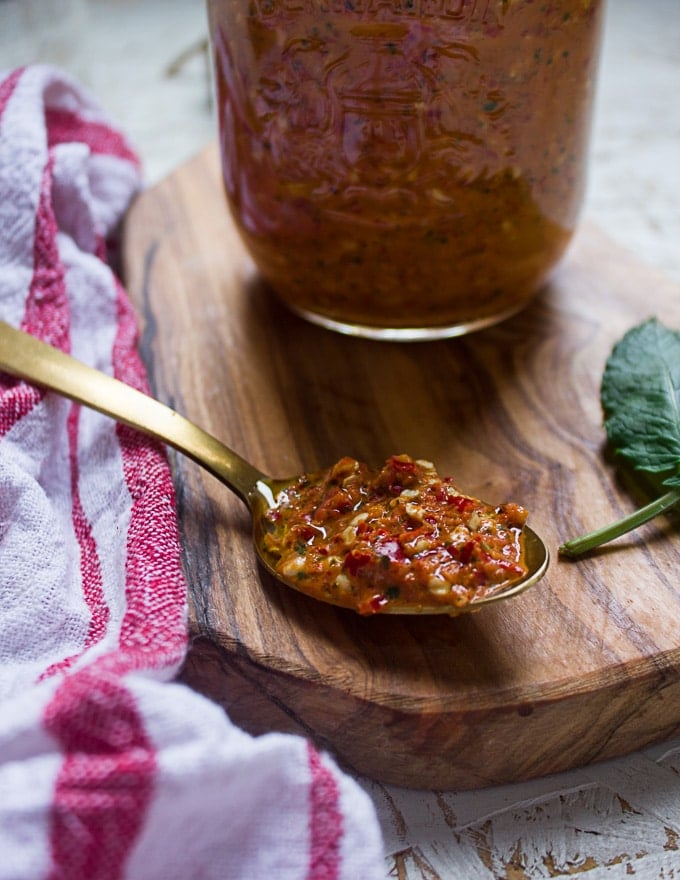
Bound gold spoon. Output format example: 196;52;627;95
0;320;549;615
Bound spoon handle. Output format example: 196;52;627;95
0;321;263;504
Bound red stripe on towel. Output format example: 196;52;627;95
22;155;70;349
0;67;23;122
0;155;68;428
307;743;343;880
39;403;110;679
112;279;187;666
44;669;156;880
46;107;140;166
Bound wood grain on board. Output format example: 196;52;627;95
122;144;680;790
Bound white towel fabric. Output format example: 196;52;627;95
0;65;384;880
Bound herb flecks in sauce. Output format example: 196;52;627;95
263;454;528;614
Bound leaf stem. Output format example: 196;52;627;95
559;487;680;558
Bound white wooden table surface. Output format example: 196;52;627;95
3;1;680;876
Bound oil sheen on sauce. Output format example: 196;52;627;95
261;455;529;614
208;0;604;333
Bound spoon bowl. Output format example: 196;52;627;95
0;320;549;615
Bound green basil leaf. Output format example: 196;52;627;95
560;317;680;558
601;318;680;488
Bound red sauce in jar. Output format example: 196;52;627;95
208;0;604;335
261;454;528;614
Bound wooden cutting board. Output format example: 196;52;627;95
122;144;680;790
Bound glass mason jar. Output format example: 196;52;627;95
207;0;605;340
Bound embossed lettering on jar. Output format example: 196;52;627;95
207;0;604;338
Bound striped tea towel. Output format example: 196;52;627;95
0;64;384;880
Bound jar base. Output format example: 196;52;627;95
286;300;532;342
